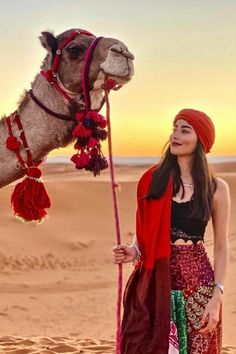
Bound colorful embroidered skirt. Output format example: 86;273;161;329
169;243;222;354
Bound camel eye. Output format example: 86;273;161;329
66;45;85;59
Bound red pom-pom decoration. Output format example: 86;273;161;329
76;111;86;122
11;166;51;223
71;154;79;164
86;153;108;176
87;111;99;121
71;108;108;175
71;151;90;169
72;124;91;138
99;118;107;129
87;136;98;148
74;136;90;149
6;136;21;151
98;129;108;140
103;79;117;90
87;111;105;124
26;166;42;178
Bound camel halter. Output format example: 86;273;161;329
5;29;123;354
29;30;122;176
40;30;98;106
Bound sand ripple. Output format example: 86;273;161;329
0;253;86;272
0;336;115;354
0;336;235;354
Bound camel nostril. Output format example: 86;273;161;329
110;47;123;54
110;47;134;61
124;51;135;60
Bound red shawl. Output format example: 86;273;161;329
136;164;173;268
121;164;173;354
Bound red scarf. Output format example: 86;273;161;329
121;164;173;354
136;164;173;269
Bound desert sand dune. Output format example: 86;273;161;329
0;162;235;353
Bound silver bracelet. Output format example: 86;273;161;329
129;242;141;265
214;282;224;294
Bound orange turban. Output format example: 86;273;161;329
173;108;215;153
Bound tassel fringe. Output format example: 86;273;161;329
11;167;51;223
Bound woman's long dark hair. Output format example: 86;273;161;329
146;141;217;221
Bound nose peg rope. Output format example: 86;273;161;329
104;88;122;354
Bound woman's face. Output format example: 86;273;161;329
169;119;198;156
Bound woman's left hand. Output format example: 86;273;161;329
199;295;221;334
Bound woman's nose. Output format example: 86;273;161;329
172;130;180;140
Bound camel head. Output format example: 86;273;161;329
39;28;134;110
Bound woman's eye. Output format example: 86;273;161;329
182;129;190;134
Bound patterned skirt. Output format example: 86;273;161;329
169;243;222;354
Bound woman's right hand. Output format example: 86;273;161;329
113;244;136;264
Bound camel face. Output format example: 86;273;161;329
97;38;134;82
40;29;134;102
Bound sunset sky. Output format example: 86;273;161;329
0;0;235;156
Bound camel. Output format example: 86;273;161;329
0;28;134;189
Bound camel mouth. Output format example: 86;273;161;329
100;65;133;88
101;70;133;84
100;43;134;84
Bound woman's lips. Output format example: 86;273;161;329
171;142;182;147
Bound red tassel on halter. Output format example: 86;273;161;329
11;167;51;223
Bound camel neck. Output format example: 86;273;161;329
30;75;78;117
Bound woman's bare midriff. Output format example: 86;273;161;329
171;239;203;246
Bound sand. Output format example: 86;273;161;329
0;162;235;354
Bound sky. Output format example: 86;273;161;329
0;0;235;157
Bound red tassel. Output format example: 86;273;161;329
87;111;107;127
87;136;98;148
75;111;86;121
11;167;51;222
71;151;90;169
6;136;21;151
72;124;91;138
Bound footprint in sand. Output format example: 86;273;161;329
67;239;95;251
221;347;236;354
11;305;28;312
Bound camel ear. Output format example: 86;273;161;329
39;31;57;56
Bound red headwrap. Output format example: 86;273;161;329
173;108;215;153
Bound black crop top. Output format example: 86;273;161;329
171;200;208;244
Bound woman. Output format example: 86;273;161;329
113;109;230;354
